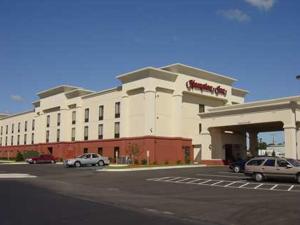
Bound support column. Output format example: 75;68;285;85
120;93;129;138
284;126;297;159
249;131;258;157
297;128;300;160
210;128;224;160
172;93;182;137
144;89;156;136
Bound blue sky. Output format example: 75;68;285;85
0;0;299;143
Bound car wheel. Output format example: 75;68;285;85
33;160;37;164
254;173;264;182
98;160;104;167
74;161;81;168
296;174;300;184
233;166;240;173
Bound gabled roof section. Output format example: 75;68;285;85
161;63;237;85
37;85;82;99
117;67;178;83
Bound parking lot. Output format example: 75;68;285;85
1;163;300;225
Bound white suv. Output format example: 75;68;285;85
64;153;110;168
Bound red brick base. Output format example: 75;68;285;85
0;136;193;164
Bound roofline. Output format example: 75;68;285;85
37;85;82;97
0;110;34;120
81;86;121;99
232;87;249;94
200;95;300;116
116;66;178;81
161;63;237;83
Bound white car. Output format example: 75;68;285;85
64;153;110;168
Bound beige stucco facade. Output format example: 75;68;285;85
1;63;297;163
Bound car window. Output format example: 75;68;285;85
287;159;300;167
247;159;265;166
263;159;275;167
277;159;290;167
92;154;98;158
86;154;91;159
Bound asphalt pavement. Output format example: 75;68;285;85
1;163;300;225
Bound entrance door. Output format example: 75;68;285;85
48;147;53;155
184;147;191;164
225;144;234;162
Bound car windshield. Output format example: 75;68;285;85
78;155;87;158
287;159;300;167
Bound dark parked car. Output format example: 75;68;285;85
229;159;247;173
26;154;57;164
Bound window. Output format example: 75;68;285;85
0;137;2;146
98;147;103;155
277;159;290;167
57;113;61;126
84;108;89;122
263;159;275;167
11;136;13;146
99;105;104;120
46;130;50;143
199;123;202;134
32;120;35;131
92;154;98;158
25;121;28;132
31;133;34;145
18;122;21;132
0;126;2;135
84;126;89;140
57;129;60;142
115;102;120;118
98;124;103;139
46;115;50;128
199;104;205;113
71;128;76;141
17;135;20;145
247;159;265;166
5;136;8;146
114;122;120;138
6;125;8;134
83;148;88;154
72;111;76;124
24;134;27;145
12;124;14;133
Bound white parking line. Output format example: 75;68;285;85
175;178;192;183
147;177;171;181
224;181;238;187
270;184;279;190
164;177;182;182
238;183;249;188
186;178;202;184
254;184;263;189
197;174;246;179
211;180;224;186
288;185;294;191
0;173;37;179
198;179;212;184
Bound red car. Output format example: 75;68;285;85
26;154;57;164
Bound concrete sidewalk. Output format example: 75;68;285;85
98;164;206;172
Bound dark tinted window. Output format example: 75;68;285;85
263;159;275;167
247;159;265;166
277;159;289;167
92;154;98;158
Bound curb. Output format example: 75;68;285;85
97;164;206;172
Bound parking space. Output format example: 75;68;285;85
147;176;300;193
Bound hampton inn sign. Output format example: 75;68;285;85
186;80;227;96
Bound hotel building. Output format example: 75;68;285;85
0;63;299;164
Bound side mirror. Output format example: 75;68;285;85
286;164;293;169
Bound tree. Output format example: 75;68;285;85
258;142;267;150
126;144;141;164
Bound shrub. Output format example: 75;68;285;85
152;161;157;165
134;159;139;165
176;160;182;165
15;152;24;162
141;159;147;165
164;160;169;165
185;159;191;164
23;150;39;159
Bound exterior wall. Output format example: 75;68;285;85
0;64;248;163
0;136;193;164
